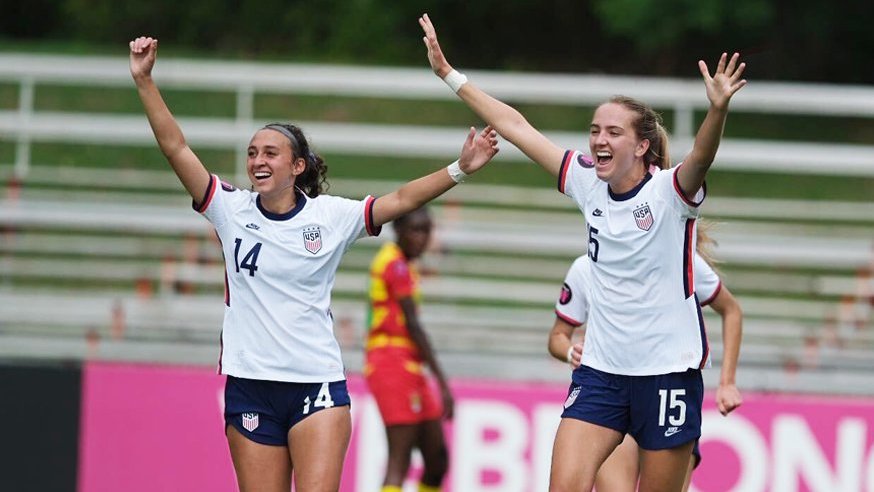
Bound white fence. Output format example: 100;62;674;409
1;53;873;393
3;53;874;184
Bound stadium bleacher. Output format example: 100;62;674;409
1;54;872;395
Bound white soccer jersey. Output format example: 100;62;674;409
558;150;709;375
196;175;380;382
555;254;722;325
694;254;722;306
555;255;592;327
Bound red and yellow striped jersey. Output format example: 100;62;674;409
365;242;421;359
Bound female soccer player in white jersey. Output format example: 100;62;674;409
419;13;746;492
549;226;744;492
129;36;498;492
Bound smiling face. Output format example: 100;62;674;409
246;128;305;198
589;102;650;192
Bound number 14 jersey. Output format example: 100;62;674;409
197;174;380;383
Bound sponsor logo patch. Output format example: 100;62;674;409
245;223;260;230
633;203;654;231
242;412;259;432
592;208;603;217
664;426;681;437
577;154;594;168
302;226;322;254
220;181;236;192
559;283;573;305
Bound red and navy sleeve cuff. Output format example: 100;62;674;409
555;309;583;327
364;196;382;237
672;164;707;208
557;150;573;194
700;281;723;306
193;174;217;213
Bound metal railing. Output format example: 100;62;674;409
3;53;874;184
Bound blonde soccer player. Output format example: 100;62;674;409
419;14;746;491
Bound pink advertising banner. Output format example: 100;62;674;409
78;362;874;492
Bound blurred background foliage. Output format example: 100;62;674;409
1;0;873;83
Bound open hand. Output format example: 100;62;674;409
459;125;499;175
698;52;747;111
419;14;453;78
129;36;158;81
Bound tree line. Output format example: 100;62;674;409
4;0;873;84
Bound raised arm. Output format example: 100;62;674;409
707;285;743;415
419;14;565;177
371;126;498;227
398;297;454;419
676;52;747;200
129;36;210;201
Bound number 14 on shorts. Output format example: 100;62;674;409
303;382;335;414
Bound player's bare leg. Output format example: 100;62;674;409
638;441;695;492
549;418;623;492
595;434;639;492
289;406;352;492
383;423;419;487
416;419;449;488
680;454;696;492
226;425;292;492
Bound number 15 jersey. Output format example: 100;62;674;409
197;175;380;383
558;150;709;376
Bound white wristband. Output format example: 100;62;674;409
443;69;468;93
447;160;467;183
566;346;575;365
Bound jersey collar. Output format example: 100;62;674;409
608;171;652;202
256;189;307;221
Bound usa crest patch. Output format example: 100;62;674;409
242;412;259;432
633;203;654;231
564;386;581;409
302;226;322;254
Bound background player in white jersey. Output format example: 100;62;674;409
419;14;746;492
129;36;498;492
549;225;743;492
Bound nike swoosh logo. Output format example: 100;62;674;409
664;427;682;437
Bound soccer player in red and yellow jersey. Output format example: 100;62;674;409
365;207;453;492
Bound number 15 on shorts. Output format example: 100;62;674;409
658;389;687;427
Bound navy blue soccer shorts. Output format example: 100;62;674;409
561;364;703;450
224;376;351;446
